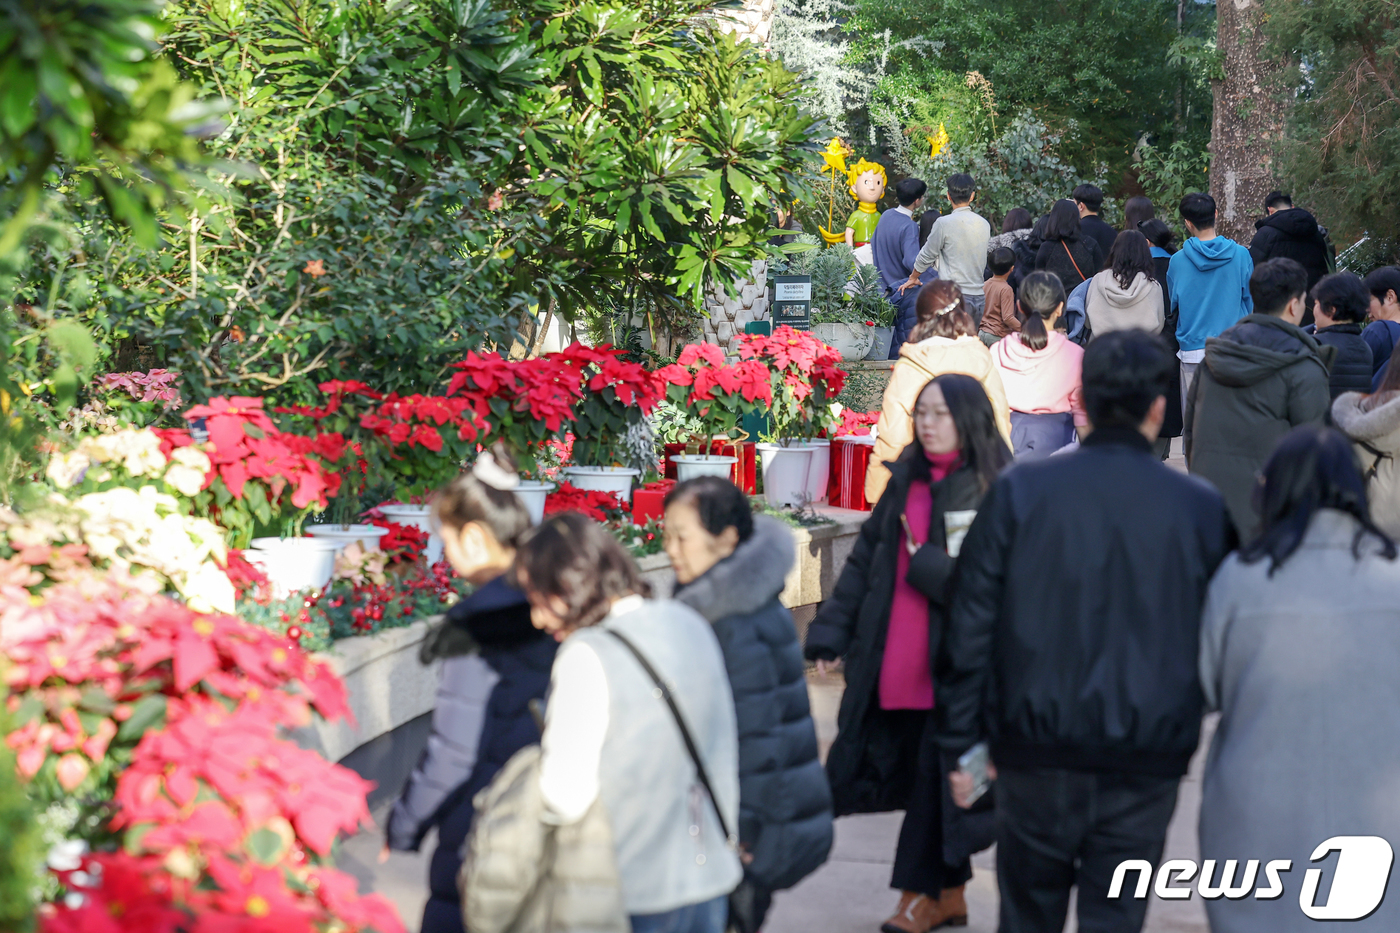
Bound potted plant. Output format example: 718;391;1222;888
278;381;390;553
736;327;847;506
447;349;589;520
770;241;875;361
656;343;771;482
849;263;898;360
558;344;666;501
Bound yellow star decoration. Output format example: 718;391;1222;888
820;137;848;176
926;123;950;160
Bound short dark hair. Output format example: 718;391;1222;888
513;512;649;632
1137;217;1176;252
989;246;1016;277
946;173;976;203
1264;191;1293;210
664;476;754;543
1241;425;1396;570
1072;184;1104;213
1179;192;1216;230
1250;258;1309;316
1081;330;1174;429
1002;207;1033;234
1363;265;1400;304
894;177;928;207
1312;271;1370;324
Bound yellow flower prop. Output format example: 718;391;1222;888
845;158;888;199
820;137;848;176
926;123;950;159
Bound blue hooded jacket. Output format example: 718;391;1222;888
1167;237;1254;353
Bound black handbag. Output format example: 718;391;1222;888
605;629;757;933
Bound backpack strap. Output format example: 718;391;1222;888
1356;438;1392;482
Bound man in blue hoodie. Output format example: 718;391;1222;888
1167;193;1254;412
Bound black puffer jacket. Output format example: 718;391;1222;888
1249;208;1331;291
1185;314;1333;538
385;577;556;933
935;428;1235;776
673;516;833;891
1311;322;1374;398
804;454;986;815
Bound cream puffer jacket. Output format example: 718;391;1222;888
865;335;1012;505
461;745;627;933
1331;390;1400;539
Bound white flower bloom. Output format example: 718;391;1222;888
164;447;211;497
78;429;167;478
182;562;236;614
45;451;92;490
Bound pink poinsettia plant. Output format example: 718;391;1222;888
736;326;847;441
656;343;773;452
2;569;402;933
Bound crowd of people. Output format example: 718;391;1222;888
377;179;1400;933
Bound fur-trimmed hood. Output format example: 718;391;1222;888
1333;391;1400;452
673;515;795;623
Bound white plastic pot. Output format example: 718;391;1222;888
515;480;555;525
811;322;875;362
246;536;342;598
305;523;391;552
559;466;640;503
377;503;444;565
672;454;739;483
792;439;831;504
757;443;817;509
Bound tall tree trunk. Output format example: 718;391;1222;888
1210;0;1289;242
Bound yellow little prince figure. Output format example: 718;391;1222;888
845;159;887;248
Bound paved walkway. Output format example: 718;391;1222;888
340;670;1213;933
340;437;1206;932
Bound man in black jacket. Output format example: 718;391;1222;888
936;330;1234;933
1248;191;1331;299
1073;184;1117;266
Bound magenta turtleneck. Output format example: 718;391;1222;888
878;448;962;710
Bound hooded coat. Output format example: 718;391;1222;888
1310;322;1374;398
1197;510;1400;933
990;331;1087;425
866;335;1012;504
672;516;834;893
1184;314;1333;538
1085;269;1165;337
386;577;557;933
806;454;987;815
1248;207;1331;291
1167;237;1255;353
1332;390;1400;539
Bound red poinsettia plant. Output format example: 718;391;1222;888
558;344;667;468
656;343;773;453
277;381;385;525
836;408;879;436
358;392;485;499
445;350;591;476
544;482;632;523
3;574;402;932
154;396;346;547
736;326;848;441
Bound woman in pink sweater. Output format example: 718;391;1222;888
991;271;1087;459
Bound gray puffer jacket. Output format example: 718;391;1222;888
1185;314;1333;538
461;745;627;933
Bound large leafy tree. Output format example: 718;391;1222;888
1269;0;1400;248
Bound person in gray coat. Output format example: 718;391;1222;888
1185;258;1333;539
1198;426;1400;932
664;477;834;930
